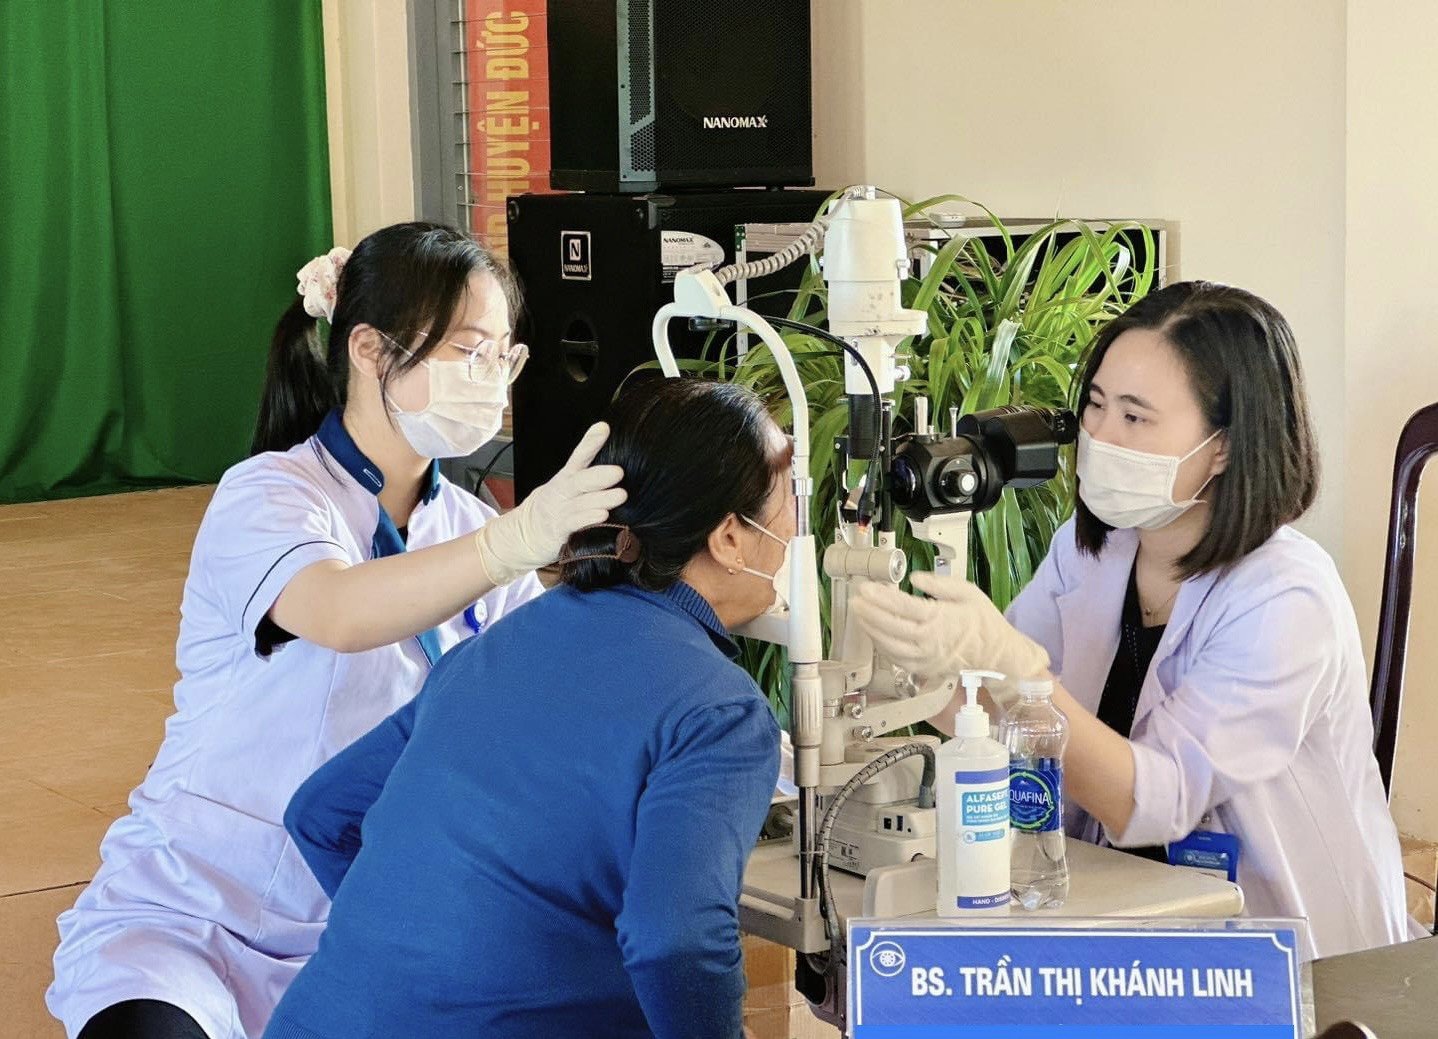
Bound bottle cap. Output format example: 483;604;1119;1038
1018;677;1054;698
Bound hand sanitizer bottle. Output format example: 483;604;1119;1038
936;670;1012;915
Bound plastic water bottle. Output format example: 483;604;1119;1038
1002;678;1069;910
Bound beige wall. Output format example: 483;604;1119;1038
328;1;1438;835
1346;0;1438;841
813;1;1438;836
814;0;1349;559
322;0;416;246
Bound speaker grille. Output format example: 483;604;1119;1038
627;0;653;124
651;0;811;176
631;123;655;171
548;0;812;190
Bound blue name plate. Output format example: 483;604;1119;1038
849;921;1302;1038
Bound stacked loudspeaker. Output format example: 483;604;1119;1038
508;0;824;498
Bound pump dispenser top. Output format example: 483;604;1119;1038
956;669;1005;738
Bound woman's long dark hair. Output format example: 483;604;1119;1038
250;222;519;456
561;379;788;592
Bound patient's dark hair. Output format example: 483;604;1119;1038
560;379;787;592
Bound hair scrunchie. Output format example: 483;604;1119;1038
296;246;352;322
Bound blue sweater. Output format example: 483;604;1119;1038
263;582;781;1039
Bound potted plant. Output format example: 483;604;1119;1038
681;195;1160;722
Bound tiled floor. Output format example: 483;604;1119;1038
0;485;839;1039
10;486;1426;1038
0;486;214;1038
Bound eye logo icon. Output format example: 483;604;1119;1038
869;941;906;978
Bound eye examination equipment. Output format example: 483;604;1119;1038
652;185;1083;1025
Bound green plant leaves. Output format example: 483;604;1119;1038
704;201;1158;710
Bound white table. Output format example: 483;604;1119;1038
741;837;1244;952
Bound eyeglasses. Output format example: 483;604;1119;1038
382;331;529;385
445;337;529;385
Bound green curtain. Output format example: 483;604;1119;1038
0;1;332;503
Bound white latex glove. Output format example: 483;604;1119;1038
473;422;626;586
849;571;1050;691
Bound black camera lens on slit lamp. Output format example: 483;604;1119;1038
890;407;1078;520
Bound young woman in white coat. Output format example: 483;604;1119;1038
48;223;626;1038
852;281;1410;960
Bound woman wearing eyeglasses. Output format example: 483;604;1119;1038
48;222;626;1039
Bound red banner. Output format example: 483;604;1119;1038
464;2;554;255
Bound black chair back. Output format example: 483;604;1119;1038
1371;402;1438;795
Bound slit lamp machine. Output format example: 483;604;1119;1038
651;186;1076;1028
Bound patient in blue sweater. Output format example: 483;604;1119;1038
263;379;791;1039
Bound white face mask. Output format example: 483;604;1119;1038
740;515;792;615
1076;427;1222;531
385;349;510;459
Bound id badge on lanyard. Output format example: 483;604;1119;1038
1167;814;1240;882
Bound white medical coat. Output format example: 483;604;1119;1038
47;428;543;1038
1007;518;1410;959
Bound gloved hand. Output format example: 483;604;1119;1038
473;422;626;586
849;571;1050;692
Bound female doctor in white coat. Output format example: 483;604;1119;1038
852;281;1410;960
48;223;626;1039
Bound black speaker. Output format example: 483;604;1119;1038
507;189;831;498
547;1;813;193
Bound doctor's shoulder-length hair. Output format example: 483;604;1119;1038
1071;280;1320;579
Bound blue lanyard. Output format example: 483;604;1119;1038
316;410;443;667
371;509;442;667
